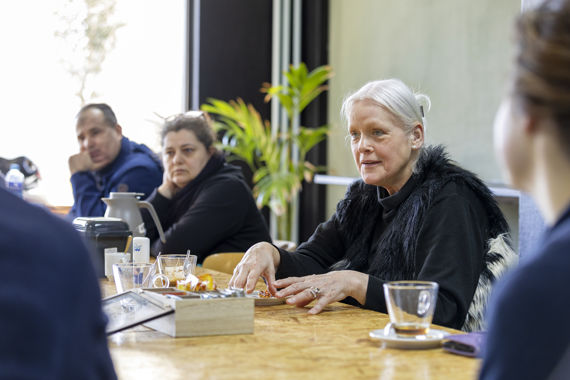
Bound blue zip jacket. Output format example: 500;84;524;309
68;136;162;218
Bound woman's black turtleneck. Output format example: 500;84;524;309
372;174;419;243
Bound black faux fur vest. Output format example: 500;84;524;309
331;145;510;280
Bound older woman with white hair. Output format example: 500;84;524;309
230;78;515;331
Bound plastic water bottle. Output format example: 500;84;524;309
5;163;24;198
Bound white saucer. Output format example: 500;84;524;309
369;328;449;349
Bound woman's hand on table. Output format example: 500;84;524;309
228;242;281;294
274;270;369;314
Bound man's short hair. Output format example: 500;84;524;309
76;103;118;127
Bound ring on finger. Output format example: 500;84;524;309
309;286;320;299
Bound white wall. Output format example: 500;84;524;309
0;0;186;206
326;0;521;215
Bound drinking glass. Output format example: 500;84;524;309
112;263;154;293
383;281;439;337
153;254;198;288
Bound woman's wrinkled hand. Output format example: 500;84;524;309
274;270;369;315
228;242;281;294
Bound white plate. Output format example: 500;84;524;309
369;328;449;349
246;291;286;306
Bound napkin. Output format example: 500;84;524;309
442;331;486;358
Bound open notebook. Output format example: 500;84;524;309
102;290;174;335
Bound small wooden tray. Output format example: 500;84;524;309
141;290;254;337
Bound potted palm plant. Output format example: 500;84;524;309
201;63;332;241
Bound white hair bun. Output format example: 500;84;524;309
415;93;431;116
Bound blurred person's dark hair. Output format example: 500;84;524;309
514;0;570;158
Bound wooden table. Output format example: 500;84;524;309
101;268;480;380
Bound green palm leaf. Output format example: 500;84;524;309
201;64;332;222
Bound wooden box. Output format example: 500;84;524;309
141;290;254;337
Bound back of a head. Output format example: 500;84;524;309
341;78;431;134
76;103;118;127
514;0;570;157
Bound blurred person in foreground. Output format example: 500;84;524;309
480;1;570;378
0;187;116;379
143;111;271;262
67;103;162;218
230;78;516;331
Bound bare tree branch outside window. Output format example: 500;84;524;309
54;0;124;105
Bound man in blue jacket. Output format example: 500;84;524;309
67;103;162;218
0;187;117;379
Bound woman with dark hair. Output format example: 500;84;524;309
143;111;271;262
230;78;516;331
480;1;570;378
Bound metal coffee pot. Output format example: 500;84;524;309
102;192;166;243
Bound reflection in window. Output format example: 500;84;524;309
0;0;187;206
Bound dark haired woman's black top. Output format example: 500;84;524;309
143;153;271;263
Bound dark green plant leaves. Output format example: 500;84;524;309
201;64;332;217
